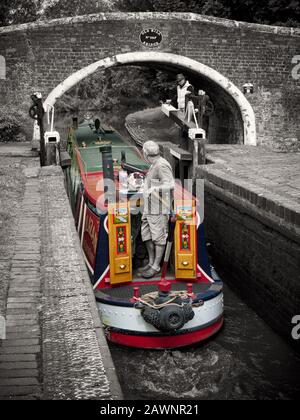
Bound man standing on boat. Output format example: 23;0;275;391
141;141;175;279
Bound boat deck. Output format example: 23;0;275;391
97;281;211;299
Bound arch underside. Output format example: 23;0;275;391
45;52;257;146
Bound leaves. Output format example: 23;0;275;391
0;107;26;142
0;0;41;26
43;0;118;18
118;0;300;26
1;0;298;27
55;66;163;113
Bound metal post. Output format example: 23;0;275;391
29;93;45;166
99;145;116;205
37;98;45;166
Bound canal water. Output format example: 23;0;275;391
54;112;300;401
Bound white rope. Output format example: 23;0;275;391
184;100;199;128
134;290;192;310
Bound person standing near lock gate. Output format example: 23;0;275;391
170;74;195;148
174;73;195;114
140;141;175;279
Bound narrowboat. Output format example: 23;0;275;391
65;115;224;349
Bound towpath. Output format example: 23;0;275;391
0;143;122;399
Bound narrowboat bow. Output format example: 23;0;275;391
66;116;224;349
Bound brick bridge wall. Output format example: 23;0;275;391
0;13;299;149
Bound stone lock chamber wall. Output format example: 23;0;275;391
0;13;299;149
199;168;300;352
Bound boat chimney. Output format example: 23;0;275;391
72;117;78;130
99;145;115;205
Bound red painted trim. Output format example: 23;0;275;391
195;213;201;278
82;206;100;270
74;189;82;227
97;277;208;290
107;317;224;349
74;146;213;287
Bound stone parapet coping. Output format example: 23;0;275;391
0;12;299;37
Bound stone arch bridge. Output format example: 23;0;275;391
0;13;299;148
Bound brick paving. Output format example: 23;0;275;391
206;145;300;204
0;147;39;318
0;165;42;399
0;144;122;400
203;145;300;235
40;167;121;400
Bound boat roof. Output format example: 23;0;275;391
70;119;195;206
72;120;148;173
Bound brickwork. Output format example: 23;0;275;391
0;148;39;320
200;145;300;351
0;167;43;399
0;13;299;149
0;146;122;399
40;166;122;400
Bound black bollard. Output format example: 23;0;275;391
95;118;101;133
29;93;45;166
72;117;78;130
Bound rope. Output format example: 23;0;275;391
184;100;199;128
134;290;192;310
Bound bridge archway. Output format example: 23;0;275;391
44;52;257;146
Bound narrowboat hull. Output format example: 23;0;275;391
66;117;224;349
96;284;224;349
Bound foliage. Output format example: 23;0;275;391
117;0;300;26
0;107;27;142
55;66;161;113
0;0;41;26
43;0;117;19
116;0;154;11
1;0;299;28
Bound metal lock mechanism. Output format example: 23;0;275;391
44;131;60;145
